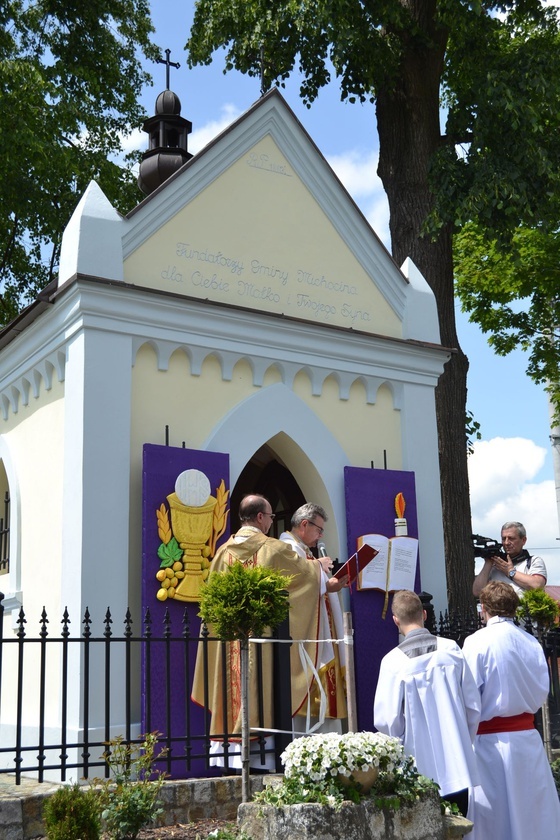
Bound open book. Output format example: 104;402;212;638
357;534;418;593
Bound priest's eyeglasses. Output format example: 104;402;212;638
307;520;324;535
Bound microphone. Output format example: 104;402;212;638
319;541;342;574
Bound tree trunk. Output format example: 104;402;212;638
376;5;474;613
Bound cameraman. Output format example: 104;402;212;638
473;521;547;597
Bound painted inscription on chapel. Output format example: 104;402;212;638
123;132;402;334
160;241;372;328
247;151;292;177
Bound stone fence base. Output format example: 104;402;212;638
0;775;472;840
0;775;267;840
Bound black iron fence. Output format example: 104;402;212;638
1;594;559;785
0;597;292;784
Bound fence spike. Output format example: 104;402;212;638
16;606;26;638
144;606;153;637
163;607;172;637
182;606;190;637
83;607;92;638
124;608;133;637
104;608;113;637
39;607;49;638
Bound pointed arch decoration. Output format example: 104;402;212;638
204;382;348;494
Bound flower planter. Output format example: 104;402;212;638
337;767;379;793
247;731;474;839
238;791;472;840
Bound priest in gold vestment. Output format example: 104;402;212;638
191;494;332;769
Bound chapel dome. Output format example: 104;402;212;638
155;89;182;116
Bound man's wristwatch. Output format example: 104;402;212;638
508;568;517;579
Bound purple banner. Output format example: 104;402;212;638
141;443;230;777
344;466;420;731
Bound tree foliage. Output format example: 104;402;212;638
455;224;560;413
187;0;560;612
0;1;160;325
188;0;560;239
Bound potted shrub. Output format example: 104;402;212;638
198;561;292;802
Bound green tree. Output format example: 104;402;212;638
455;223;560;415
0;0;160;324
186;1;560;612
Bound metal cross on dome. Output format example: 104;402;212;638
158;48;180;90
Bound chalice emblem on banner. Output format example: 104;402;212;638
155;468;229;602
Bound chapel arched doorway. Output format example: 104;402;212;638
230;444;306;538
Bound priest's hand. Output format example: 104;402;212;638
327;574;349;592
319;556;334;575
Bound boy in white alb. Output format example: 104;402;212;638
374;590;480;815
463;580;560;840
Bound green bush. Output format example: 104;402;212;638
552;758;560;798
96;733;167;840
43;783;100;840
198;561;292;641
517;589;560;629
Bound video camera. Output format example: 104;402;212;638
472;534;507;561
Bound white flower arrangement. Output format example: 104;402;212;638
281;731;405;785
255;730;437;809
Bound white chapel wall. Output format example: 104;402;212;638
0;380;66;765
0;378;65;623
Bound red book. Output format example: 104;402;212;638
334;543;378;585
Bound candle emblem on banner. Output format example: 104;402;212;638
394;492;408;536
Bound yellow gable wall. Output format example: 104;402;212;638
124;135;401;337
292;372;401;469
0;378;65;622
130;344;401;467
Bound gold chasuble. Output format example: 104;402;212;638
280;531;347;724
191;527;323;738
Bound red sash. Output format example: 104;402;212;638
477;712;534;734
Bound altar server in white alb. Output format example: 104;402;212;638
462;580;560;840
374;590;480;816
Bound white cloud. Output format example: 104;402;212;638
468;437;560;583
326;149;390;244
327;149;380;197
363;195;390;248
469;437;547;511
120;127;145;156
189;103;242;154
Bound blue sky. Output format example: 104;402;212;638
134;0;559;580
